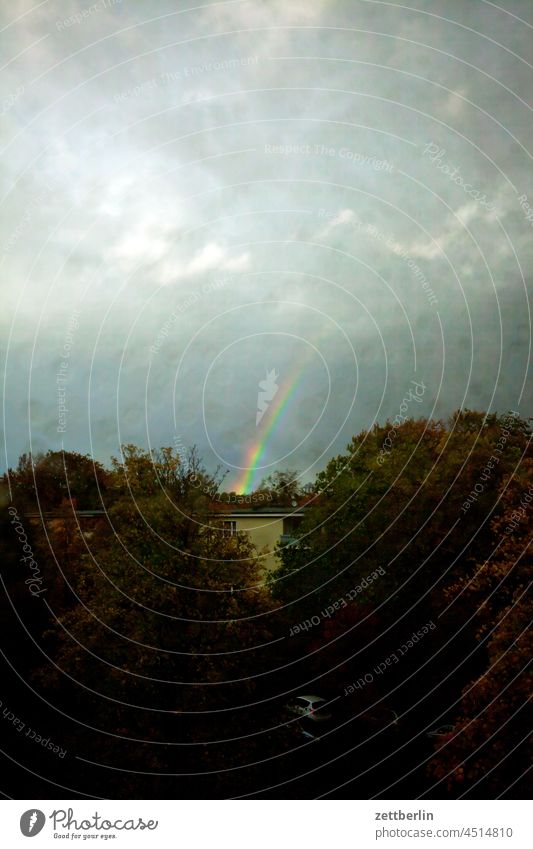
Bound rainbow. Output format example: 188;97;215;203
232;363;308;494
230;324;333;494
233;338;326;495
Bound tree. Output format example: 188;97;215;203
270;412;531;613
267;412;531;782
258;469;301;505
4;450;109;511
31;446;280;795
110;444;225;502
428;460;532;796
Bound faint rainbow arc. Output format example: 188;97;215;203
233;363;307;494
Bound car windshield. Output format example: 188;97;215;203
309;704;330;717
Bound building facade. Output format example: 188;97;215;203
212;505;306;571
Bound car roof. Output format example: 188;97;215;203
296;695;326;703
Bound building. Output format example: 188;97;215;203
26;501;310;573
210;503;307;571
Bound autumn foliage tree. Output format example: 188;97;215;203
3;416;530;798
30;446;278;794
267;411;531;796
3;450;109;511
428;460;532;796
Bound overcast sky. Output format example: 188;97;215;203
1;0;532;489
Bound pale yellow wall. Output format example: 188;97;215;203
233;516;284;571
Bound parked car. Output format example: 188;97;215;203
427;723;455;739
349;707;400;745
362;707;399;727
286;695;333;740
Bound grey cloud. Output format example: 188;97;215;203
1;0;531;486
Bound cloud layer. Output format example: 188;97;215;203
1;0;531;487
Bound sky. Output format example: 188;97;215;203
1;0;532;490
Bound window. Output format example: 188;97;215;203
283;516;302;535
222;520;237;537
